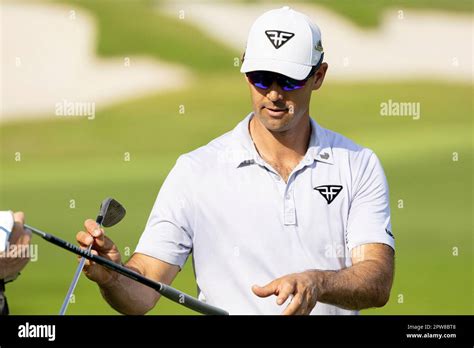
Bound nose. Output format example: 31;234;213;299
266;82;283;102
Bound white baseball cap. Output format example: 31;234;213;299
240;6;324;80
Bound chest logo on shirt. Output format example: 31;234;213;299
314;185;343;205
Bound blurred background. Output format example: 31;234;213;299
0;0;472;315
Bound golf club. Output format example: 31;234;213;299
59;198;126;315
24;224;228;315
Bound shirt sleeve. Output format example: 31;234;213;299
346;151;395;252
134;155;194;269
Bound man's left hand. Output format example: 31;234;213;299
252;271;321;315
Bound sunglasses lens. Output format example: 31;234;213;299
247;72;271;89
247;71;307;91
255;81;270;89
279;76;306;91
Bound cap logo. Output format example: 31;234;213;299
265;30;295;49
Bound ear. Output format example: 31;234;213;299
311;62;328;91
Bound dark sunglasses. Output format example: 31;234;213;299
246;56;323;91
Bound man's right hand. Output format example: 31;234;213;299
76;219;122;286
76;219;180;315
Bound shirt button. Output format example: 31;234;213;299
275;175;281;181
285;193;290;200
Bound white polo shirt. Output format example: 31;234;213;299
135;112;395;315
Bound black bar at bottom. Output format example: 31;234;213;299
0;315;471;346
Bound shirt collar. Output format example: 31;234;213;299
308;117;334;165
229;112;334;168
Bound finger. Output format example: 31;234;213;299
13;211;25;225
84;219;104;239
282;293;304;315
84;219;109;251
252;280;279;298
9;212;28;245
85;250;104;280
276;281;295;305
82;247;97;268
87;249;99;268
10;224;32;247
96;235;119;252
15;229;31;246
23;226;32;237
293;296;310;315
300;303;313;315
76;231;93;247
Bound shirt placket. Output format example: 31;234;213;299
283;156;314;226
283;183;296;225
257;153;314;226
266;171;296;225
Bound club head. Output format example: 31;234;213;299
98;197;126;227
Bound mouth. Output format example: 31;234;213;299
263;106;288;117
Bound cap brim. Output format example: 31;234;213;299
241;59;312;80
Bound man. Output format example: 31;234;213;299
0;211;32;315
76;6;394;315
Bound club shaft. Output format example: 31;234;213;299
59;245;91;315
25;224;228;315
60;216;102;315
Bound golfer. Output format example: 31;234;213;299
77;6;395;315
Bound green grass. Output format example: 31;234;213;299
1;0;472;315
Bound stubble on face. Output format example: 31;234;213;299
249;80;313;136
